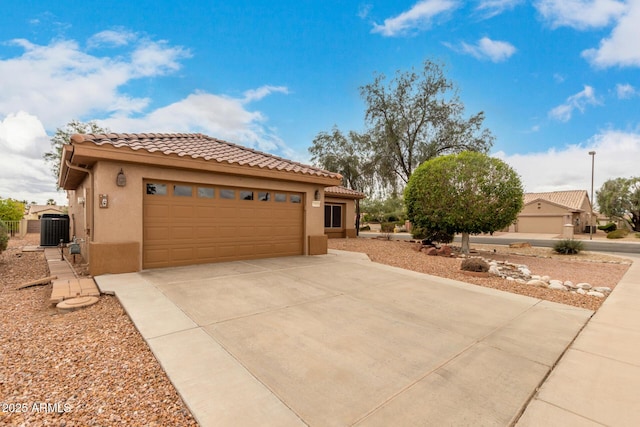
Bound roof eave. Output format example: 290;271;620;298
65;143;342;187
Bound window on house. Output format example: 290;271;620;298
324;204;342;228
146;183;167;195
240;191;254;201
275;193;287;202
258;191;270;201
290;194;301;204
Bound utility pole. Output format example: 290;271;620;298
589;151;596;240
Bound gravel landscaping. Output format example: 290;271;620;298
0;235;197;426
329;237;632;311
1;233;633;426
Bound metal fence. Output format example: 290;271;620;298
2;220;22;237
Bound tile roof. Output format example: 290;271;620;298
524;190;589;211
325;186;366;199
70;133;342;180
27;205;65;214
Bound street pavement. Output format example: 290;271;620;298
359;231;640;254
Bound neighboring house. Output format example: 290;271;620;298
324;186;366;238
58;133;343;275
24;204;66;220
511;190;594;234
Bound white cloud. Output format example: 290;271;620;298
0;32;295;205
358;4;373;19
243;86;289;103
0;111;48;157
99;89;292;154
534;0;627;29
87;29;137;48
0;112;64;204
458;37;517;62
494;130;640;196
548;85;598;122
475;0;524;18
616;83;637;99
371;0;459;37
582;0;640;67
0;35;189;129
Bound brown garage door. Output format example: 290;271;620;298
517;216;563;234
143;180;304;269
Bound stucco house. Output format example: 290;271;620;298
324;186;366;238
511;190;594;234
24;204;66;220
58;133;349;275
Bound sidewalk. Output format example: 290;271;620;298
44;248;100;304
516;254;640;425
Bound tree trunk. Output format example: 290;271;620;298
461;232;470;254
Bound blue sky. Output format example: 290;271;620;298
1;0;639;205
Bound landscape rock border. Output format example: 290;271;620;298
478;257;612;298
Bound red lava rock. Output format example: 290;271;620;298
437;245;452;257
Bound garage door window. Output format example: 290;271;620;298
258;191;270;201
324;204;342;228
290;195;301;203
220;189;235;199
146;183;167;195
197;187;214;198
275;193;286;202
240;191;254;201
173;185;192;197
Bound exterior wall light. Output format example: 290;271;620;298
314;189;320;201
116;168;127;187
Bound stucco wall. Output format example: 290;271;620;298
69;160;327;271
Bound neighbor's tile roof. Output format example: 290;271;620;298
27;205;65;214
70;133;342;179
524;190;589;211
325;186;366;199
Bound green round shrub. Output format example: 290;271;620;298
607;229;629;239
597;223;617;232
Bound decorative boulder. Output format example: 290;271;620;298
587;291;605;298
437;245;452;257
425;247;438;256
526;280;548;288
577;283;592;290
549;282;568;291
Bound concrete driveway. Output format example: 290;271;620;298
95;250;592;426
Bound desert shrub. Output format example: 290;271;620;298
597;223;617;232
0;220;8;254
460;258;489;272
380;222;395;233
410;227;454;243
359;225;371;231
607;229;629;239
553;239;584;254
